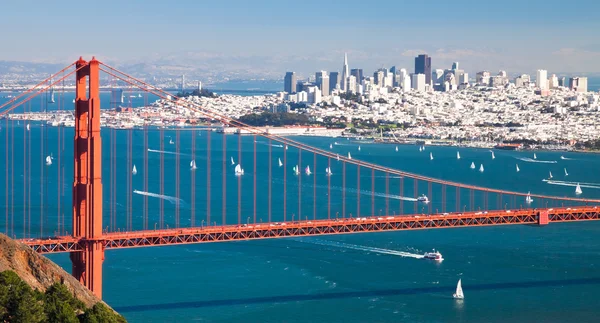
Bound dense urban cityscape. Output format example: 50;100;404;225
5;52;600;150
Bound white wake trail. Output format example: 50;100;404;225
515;157;557;164
133;190;186;205
147;149;189;156
543;179;600;190
297;238;424;259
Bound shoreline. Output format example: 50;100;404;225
3;119;592;154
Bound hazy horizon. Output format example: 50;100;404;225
2;0;600;78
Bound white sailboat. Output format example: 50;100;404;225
348;152;352;160
491;151;495;159
453;279;464;299
45;155;52;166
395;146;398;152
325;167;332;176
169;138;174;145
470;162;475;169
26;124;30;131
285;145;288;150
533;153;537;160
132;165;137;175
456;151;461;160
305;165;312;175
190;160;197;170
293;165;299;175
430;152;433;160
564;168;568;176
422;146;425;151
330;143;333;149
49;89;55;104
549;171;553;179
336;154;340;161
234;164;244;176
419;146;423;152
358;146;361;151
516;164;520;172
575;183;582;195
231;157;235;166
479;164;484;172
278;158;283;167
526;192;533;204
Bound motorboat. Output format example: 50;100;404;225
423;249;443;261
417;194;429;203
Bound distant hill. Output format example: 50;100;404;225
0;234;126;322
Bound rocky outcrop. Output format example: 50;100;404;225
0;233;101;308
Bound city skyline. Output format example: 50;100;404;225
1;0;600;77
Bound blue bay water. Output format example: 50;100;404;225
1;92;600;322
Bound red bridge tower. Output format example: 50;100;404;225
69;57;104;298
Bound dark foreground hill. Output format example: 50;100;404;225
0;233;126;322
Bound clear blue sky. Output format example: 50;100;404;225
2;0;600;74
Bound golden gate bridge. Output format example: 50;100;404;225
1;57;599;299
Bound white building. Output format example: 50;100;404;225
399;69;411;92
412;73;426;92
536;69;548;90
549;74;559;89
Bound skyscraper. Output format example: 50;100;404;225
350;69;363;84
329;72;340;91
570;77;588;92
415;54;432;85
284;72;297;94
536;70;548;90
315;71;330;96
411;73;426;92
341;53;349;91
181;74;185;93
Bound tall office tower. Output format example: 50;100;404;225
315;71;330;96
350;69;363;84
284;72;297;93
347;75;357;94
451;62;459;70
181;74;185;92
411;73;426;92
459;73;469;85
341;53;350;91
558;77;566;87
476;71;491;86
374;69;386;86
432;69;444;86
329;72;340;91
536;70;548;90
548;74;559;89
197;81;202;92
399;68;411;91
415;54;432;85
570;77;588;92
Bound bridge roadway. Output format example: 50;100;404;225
21;206;600;254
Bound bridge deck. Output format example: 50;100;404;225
21;206;600;254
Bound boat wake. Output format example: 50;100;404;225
133;190;187;205
147;149;189;156
296;238;424;259
339;186;418;202
543;179;600;190
255;141;284;148
515;157;557;164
